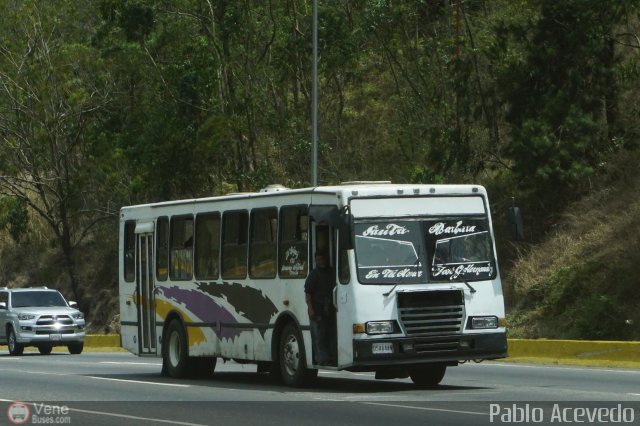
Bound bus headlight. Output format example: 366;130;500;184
470;316;498;329
366;321;395;334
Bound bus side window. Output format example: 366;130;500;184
279;206;308;278
170;216;194;280
123;221;136;282
195;212;220;280
156;216;168;281
222;211;248;279
249;208;277;279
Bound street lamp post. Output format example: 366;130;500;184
311;0;318;187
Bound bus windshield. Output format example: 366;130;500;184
354;218;496;284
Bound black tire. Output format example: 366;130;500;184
163;319;189;378
409;364;447;388
186;356;217;379
7;328;23;356
38;345;53;355
68;343;84;355
279;322;317;387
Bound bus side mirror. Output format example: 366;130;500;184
338;211;354;250
508;205;524;242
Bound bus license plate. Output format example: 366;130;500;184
372;343;393;354
49;334;62;341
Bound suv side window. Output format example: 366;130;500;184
0;291;7;306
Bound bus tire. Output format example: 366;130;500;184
7;327;23;356
163;319;189;378
279;322;317;387
409;363;447;387
186;356;217;379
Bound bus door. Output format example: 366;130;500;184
310;222;352;368
335;233;353;368
135;223;156;355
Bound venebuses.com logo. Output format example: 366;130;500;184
6;401;71;424
7;402;30;425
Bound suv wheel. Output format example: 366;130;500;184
7;328;23;356
38;345;53;355
68;343;84;355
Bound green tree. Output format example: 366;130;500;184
500;0;640;188
0;0;114;306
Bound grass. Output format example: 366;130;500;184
504;150;640;340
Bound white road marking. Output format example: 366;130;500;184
0;368;69;376
87;376;190;388
69;407;209;426
100;361;162;366
361;401;486;416
0;400;206;426
488;362;640;374
628;393;640;396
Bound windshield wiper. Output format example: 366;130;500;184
383;283;398;297
384;249;423;297
464;280;476;293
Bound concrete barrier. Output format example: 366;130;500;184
506;338;640;368
84;334;121;348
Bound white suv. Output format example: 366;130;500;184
0;287;85;355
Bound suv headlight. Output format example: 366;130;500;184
72;312;84;320
18;313;36;321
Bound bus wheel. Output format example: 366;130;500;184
279;323;317;387
187;356;217;379
7;328;23;356
163;319;189;378
409;364;447;387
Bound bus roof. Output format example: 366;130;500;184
120;183;487;212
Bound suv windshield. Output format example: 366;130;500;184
354;218;496;284
11;291;67;308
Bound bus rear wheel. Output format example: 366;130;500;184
279;323;317;387
409;364;447;387
163;319;189;378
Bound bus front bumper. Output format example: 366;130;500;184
352;332;507;367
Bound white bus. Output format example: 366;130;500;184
118;183;507;387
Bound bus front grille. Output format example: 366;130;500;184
397;290;465;337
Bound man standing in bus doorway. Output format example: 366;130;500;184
305;251;337;366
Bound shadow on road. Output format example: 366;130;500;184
81;369;490;395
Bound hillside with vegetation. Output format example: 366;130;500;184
1;0;639;338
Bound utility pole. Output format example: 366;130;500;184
311;0;318;186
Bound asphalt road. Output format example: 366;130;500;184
1;350;639;425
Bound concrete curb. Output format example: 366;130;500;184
505;338;640;368
85;334;121;348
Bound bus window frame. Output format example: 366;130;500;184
278;204;309;279
221;209;249;280
249;207;278;280
123;220;136;283
156;216;169;282
169;214;194;281
194;211;221;281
